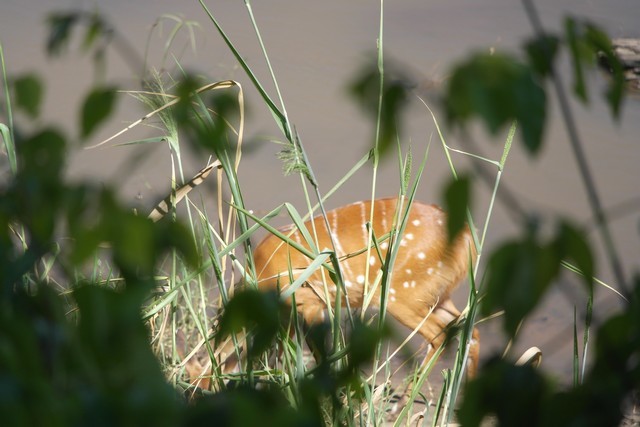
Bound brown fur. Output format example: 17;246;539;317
253;198;479;375
183;198;478;393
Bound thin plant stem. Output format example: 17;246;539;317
366;1;385;423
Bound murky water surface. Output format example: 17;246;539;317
2;0;639;384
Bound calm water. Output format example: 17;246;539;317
2;0;639;383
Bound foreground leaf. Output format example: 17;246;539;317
13;74;43;118
80;86;117;138
445;52;546;155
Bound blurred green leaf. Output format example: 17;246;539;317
46;12;79;56
525;35;560;77
158;220;200;269
349;61;410;156
482;220;595;338
463;279;640;427
80;86;117;138
459;358;551;427
17;127;66;180
565;17;591;103
185;386;317;427
173;74;201;124
217;290;282;360
0;283;183;427
13;74;43;118
341;320;387;382
13;128;67;244
584;24;625;119
443;174;471;243
556;221;594;289
73;284;183;426
482;233;561;337
111;213;157;275
82;15;104;52
445;52;546;155
173;75;238;158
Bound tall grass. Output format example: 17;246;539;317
0;43;17;175
95;1;517;425
3;2;635;426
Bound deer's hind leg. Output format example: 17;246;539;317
407;298;479;377
386;297;479;415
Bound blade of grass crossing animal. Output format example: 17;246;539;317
280;252;332;300
284;202;319;255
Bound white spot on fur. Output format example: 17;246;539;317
412;219;420;226
410;280;416;288
390;296;396;302
369;256;376;266
406;233;414;240
405;268;412;275
403;281;410;288
356;275;365;284
381;242;389;250
400;239;407;247
345;280;353;288
437;219;443;226
389;288;396;295
418;252;426;260
437;261;443;268
427;267;434;275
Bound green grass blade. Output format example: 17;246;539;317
198;0;289;139
244;0;294;142
280;251;332;299
283;202;319;255
230;203;329;271
0;43;17;174
573;307;579;387
581;288;593;383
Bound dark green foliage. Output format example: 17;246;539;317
188;387;322;427
46;12;108;58
442;174;471;243
524;35;560;77
458;358;551;427
217;290;282;360
0;283;183;427
459;278;640;427
46;13;80;56
0;6;634;427
80;86;118;138
173;75;242;174
481;221;594;337
13;74;43;118
10;128;66;245
444;20;626;157
444;52;546;155
349;61;410;156
556;221;594;288
0;65;204;425
296;319;390;419
217;289;388;413
563;17;625;116
1;125;198;286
